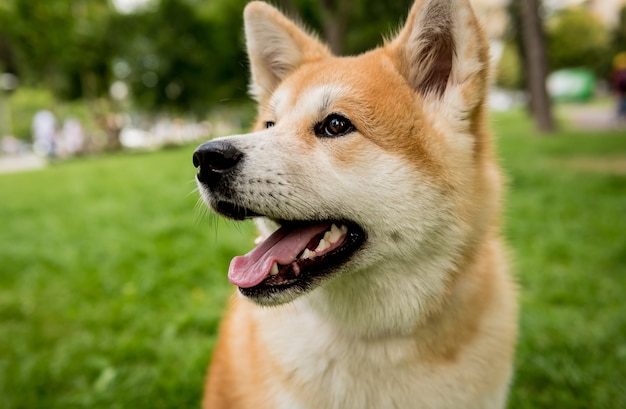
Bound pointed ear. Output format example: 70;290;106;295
244;2;331;102
388;0;490;113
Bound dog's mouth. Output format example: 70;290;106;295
215;201;366;303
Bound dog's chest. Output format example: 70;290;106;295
257;307;439;409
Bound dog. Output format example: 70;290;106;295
192;0;517;407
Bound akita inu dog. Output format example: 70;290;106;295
192;0;517;407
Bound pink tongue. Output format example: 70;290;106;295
228;223;330;288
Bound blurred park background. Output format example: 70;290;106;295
0;0;625;408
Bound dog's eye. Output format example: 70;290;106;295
265;121;275;129
315;114;355;137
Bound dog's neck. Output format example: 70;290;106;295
295;234;500;343
299;242;488;341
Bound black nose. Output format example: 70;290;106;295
193;141;243;186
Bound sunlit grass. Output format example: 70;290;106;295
494;111;626;408
0;112;625;408
0;147;255;408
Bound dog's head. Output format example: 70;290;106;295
194;0;496;307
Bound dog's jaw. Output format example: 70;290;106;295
233;220;367;306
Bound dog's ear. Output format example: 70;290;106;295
244;2;331;102
388;0;490;120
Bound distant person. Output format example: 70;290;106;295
611;52;626;125
32;110;57;157
61;117;85;156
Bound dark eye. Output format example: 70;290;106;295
315;114;355;137
265;121;275;129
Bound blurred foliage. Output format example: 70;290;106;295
0;0;252;116
500;0;529;90
107;0;250;115
499;2;626;89
7;88;55;141
1;0;626;113
8;87;106;140
546;8;611;79
1;0;114;100
11;87;102;140
0;0;414;124
277;0;413;55
612;6;626;57
496;41;523;89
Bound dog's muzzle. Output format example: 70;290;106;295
193;141;243;188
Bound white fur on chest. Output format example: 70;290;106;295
254;296;508;409
258;303;417;409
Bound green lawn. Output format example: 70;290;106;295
0;111;625;408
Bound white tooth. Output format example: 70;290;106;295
270;262;279;276
340;225;348;235
302;249;315;259
329;224;342;244
315;238;330;252
323;230;332;243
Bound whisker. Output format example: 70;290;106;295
186;187;200;199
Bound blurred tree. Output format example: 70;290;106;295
316;0;352;55
519;0;555;133
611;6;626;55
0;0;113;100
0;35;18;75
0;0;122;146
111;0;415;115
274;0;413;55
503;0;527;89
109;0;249;115
0;0;420;122
272;0;353;55
547;7;611;77
342;0;413;54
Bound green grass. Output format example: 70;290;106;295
494;112;626;408
0;112;625;408
0;147;256;408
